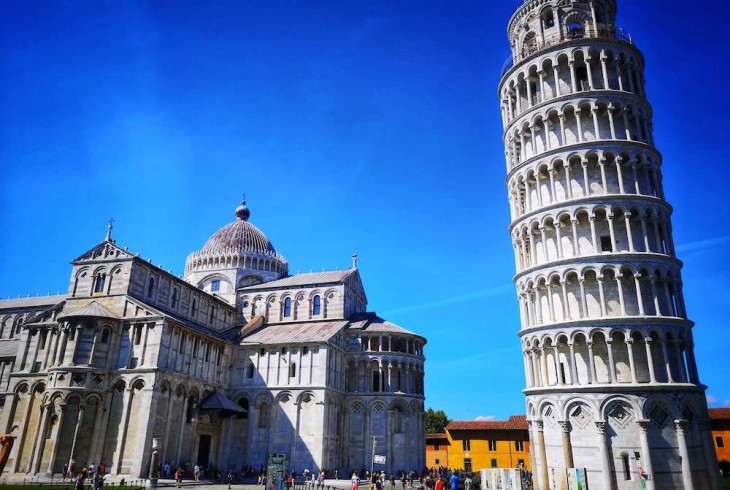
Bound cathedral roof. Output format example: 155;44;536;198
0;294;66;310
241;320;348;344
57;300;120;320
240;270;357;290
198;200;277;256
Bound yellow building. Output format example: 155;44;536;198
444;416;530;472
710;408;730;476
426;433;450;468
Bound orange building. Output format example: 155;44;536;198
426;433;450;468
710;408;730;476
442;416;531;472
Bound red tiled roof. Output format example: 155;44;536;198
709;408;730;420
426;433;448;440
447;415;528;431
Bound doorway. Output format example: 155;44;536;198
198;435;211;468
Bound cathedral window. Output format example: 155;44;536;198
209;306;216;324
179;333;187;353
211;280;220;292
289;363;296;378
193;338;199;357
601;236;612;252
258;403;269;427
372;370;381;392
133;325;143;345
39;331;48;350
247;362;255;379
303;346;309;355
147;277;155;298
281;347;288;355
171;289;179;308
312;295;321;316
236;398;249;419
283;297;292;317
205;343;211;361
191;298;198;317
621;453;631;480
259;348;265;357
94;273;106;293
101;328;110;344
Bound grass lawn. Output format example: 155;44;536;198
0;486;145;490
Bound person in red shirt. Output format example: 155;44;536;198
435;477;444;490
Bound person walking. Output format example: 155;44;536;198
175;467;183;488
194;464;201;482
449;473;458;490
228;470;235;489
435;477;444;490
351;471;360;490
464;475;472;490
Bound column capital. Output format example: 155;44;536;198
636;419;651;432
595;421;607;434
558;420;571;433
673;418;689;433
536;420;544;432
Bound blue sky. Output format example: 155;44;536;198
1;0;728;421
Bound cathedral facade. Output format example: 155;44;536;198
499;1;719;489
0;201;426;478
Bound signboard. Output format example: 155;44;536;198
373;455;386;465
267;453;288;487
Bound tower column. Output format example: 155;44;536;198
674;419;694;490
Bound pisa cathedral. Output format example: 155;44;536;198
499;1;720;489
0;200;426;478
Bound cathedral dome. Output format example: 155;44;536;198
199;203;276;256
184;199;288;290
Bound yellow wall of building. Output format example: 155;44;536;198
446;429;530;472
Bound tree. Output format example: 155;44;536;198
425;407;450;434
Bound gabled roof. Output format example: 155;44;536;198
426;433;449;441
709;408;730;420
200;392;246;413
72;240;135;264
447;415;528;431
241;320;348;344
240;270;357;291
0;294;66;310
57;301;120;320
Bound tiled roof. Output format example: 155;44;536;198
240;270;356;290
347;313;421;338
447;415;528;431
709;408;730;420
57;301;120;320
241;320;348;344
0;294;66;310
426;433;449;441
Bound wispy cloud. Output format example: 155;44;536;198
676;235;730;254
475;415;496;421
382;283;513;316
706;394;718;406
724;399;730;408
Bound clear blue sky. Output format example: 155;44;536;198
1;0;728;421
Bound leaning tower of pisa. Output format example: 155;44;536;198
498;2;720;489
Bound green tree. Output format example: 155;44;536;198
425;407;450;433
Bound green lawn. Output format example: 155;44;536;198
0;486;145;490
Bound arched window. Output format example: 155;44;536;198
147;277;155;298
567;21;585;39
171;289;179;308
252;302;257;316
289;363;297;378
621;453;631;480
258;403;269;428
94;273;106;293
186;395;197;423
247;362;255;379
283;297;292;317
191;299;198;316
236;398;249;420
312;295;321;316
101;328;110;344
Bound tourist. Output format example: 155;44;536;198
98;462;106;475
194;464;201;481
175;467;183;488
89;462;96;476
435;477;444;490
93;472;104;490
449;472;458;490
464;475;472;490
62;464;69;482
351;471;360;490
228;470;235;489
74;473;85;490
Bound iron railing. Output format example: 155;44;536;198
500;25;633;78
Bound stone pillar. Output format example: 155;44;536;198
595;421;614;489
559;421;574;468
68;404;87;469
674;419;694;490
536;421;549;490
46;404;65;474
636;419;655;490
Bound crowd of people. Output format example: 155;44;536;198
60;461;106;490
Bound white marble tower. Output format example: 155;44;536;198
498;1;720;489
